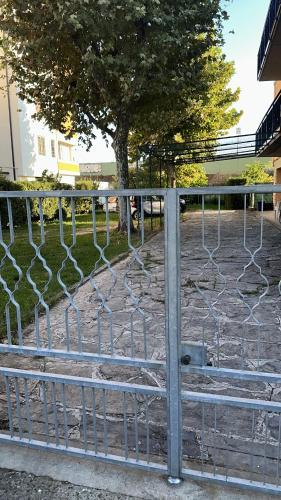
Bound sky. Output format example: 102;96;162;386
77;0;274;163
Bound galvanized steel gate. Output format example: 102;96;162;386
1;186;281;495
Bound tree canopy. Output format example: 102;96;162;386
129;46;242;157
175;164;208;188
129;160;208;189
241;162;273;186
1;0;230;228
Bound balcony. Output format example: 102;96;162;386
258;0;281;80
256;90;281;156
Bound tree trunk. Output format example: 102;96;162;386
168;163;176;188
112;113;130;232
250;192;255;209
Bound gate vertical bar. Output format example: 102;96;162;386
165;188;182;483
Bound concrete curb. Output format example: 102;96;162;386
0;444;273;500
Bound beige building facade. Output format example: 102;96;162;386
0;65;80;185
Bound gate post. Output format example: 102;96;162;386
165;188;182;484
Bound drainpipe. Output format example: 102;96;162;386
5;63;17;181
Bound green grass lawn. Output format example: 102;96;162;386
0;211;161;342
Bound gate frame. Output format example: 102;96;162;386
165;189;182;483
2;186;281;494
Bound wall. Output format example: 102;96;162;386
17;100;59;179
0;66;79;183
17;107;79;183
0;66;22;180
273;81;281;203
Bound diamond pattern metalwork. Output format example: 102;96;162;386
0;199;23;344
90;197;117;355
26;198;52;349
57;197;84;352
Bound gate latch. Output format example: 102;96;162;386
181;342;210;367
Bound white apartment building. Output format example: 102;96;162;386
0;65;80;185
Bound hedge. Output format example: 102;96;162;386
0;177;73;226
18;179;73;221
75;179;99;214
0;178;26;227
0;176;101;227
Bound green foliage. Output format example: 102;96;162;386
129;160;161;188
18;178;73;221
75;178;99;214
226;177;246;186
226;164;273;210
129;47;242;157
0;0;230;198
0;177;26;227
240;162;273;209
129;160;208;188
241;162;273;185
175;164;208;188
40;169;62;184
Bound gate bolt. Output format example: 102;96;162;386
181;354;191;365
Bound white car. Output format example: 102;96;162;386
101;195;186;217
131;196;186;219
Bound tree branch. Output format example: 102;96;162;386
86;111;115;138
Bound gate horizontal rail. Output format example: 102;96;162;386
0;188;168;198
183;365;281;384
182;390;281;412
181;469;281;496
0;435;167;473
0;367;166;395
0;184;281;198
0;345;166;370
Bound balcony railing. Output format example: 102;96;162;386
258;0;281;78
139;134;257;164
256;90;281;154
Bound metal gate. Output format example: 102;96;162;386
1;186;281;495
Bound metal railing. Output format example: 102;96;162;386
139;134;257;165
257;0;281;78
256;90;281;154
1;187;281;494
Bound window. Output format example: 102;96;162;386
38;136;46;156
51;140;56;158
58;142;73;162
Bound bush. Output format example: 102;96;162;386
75;179;99;214
18;179;73;221
0;173;100;226
0;177;27;227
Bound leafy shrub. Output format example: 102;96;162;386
0;172;100;226
0;177;27;227
18;179;73;221
75;178;99;214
